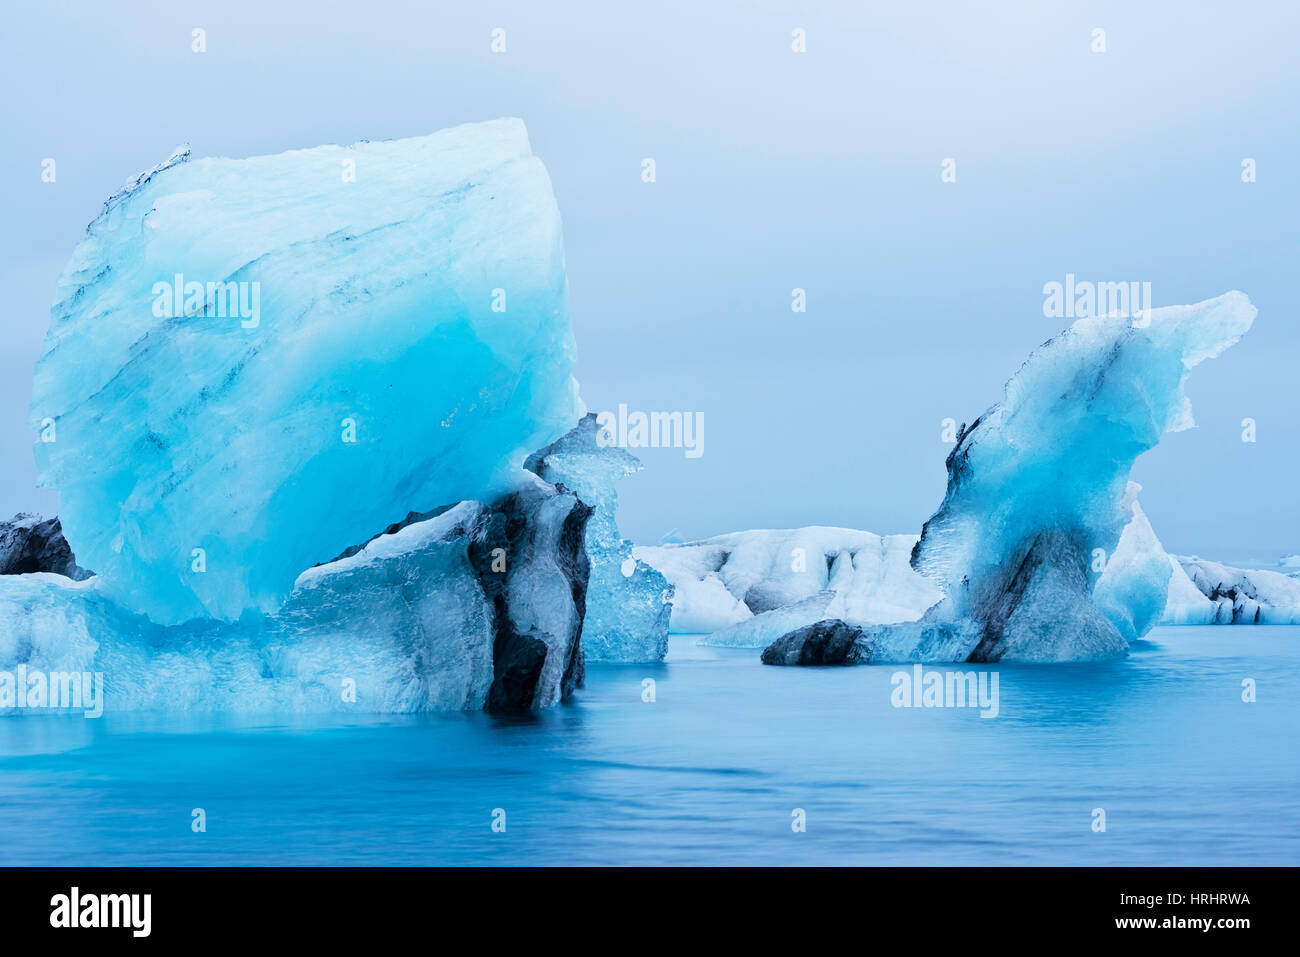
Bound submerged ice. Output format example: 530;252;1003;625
31;119;580;626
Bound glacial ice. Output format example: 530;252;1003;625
858;292;1256;663
639;492;1300;660
0;504;496;712
702;594;844;650
1162;558;1221;623
524;414;672;662
725;293;1256;666
30;119;581;625
1092;486;1176;641
7;117;1281;710
636;527;941;646
1080;487;1300;628
1163;558;1300;625
631;541;754;634
0;484;597;714
472;477;590;712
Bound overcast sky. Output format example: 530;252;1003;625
2;0;1296;561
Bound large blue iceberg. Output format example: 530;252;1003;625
30;119;580;626
754;292;1257;664
2;121;674;715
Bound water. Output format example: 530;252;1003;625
1;626;1296;865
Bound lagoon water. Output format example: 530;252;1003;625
1;626;1295;866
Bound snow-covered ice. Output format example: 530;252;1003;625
1163;558;1300;625
636;527;941;647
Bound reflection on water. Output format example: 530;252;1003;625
1;627;1296;865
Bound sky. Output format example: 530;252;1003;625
1;0;1296;562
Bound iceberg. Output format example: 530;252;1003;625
0;483;592;714
30;119;580;626
1085;491;1300;628
4;121;632;713
632;540;754;634
524;414;672;661
1163;557;1300;625
1091;486;1176;641
636;527;941;646
759;292;1257;664
0;504;496;713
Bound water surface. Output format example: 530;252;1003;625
1;626;1295;865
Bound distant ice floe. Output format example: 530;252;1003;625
636;527;940;647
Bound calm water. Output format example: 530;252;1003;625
1;626;1296;866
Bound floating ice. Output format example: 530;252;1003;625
31;119;580;625
1074;487;1300;628
863;292;1256;662
1163;557;1300;625
525;414;671;661
740;293;1257;665
1092;486;1175;641
636;527;941;646
0;504;496;712
632;541;754;634
0;484;597;714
